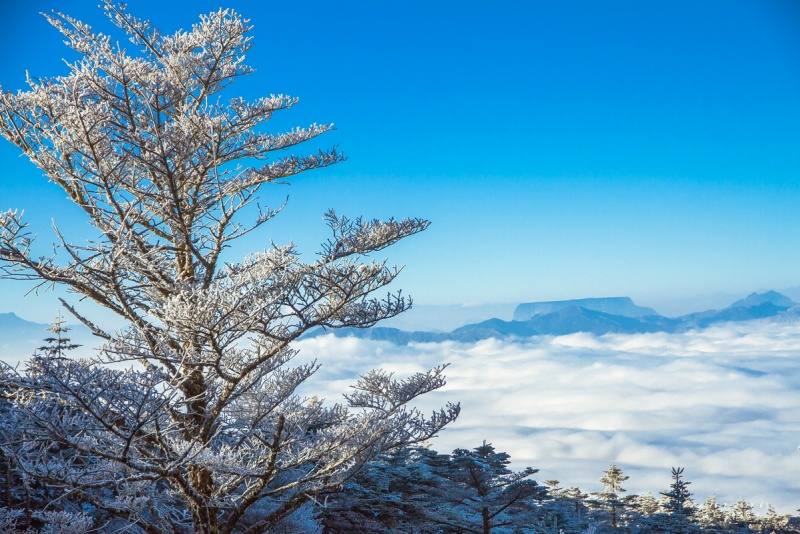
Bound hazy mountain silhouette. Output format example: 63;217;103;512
0;312;47;332
513;297;657;321
729;290;795;309
0;312;94;364
3;291;796;350
306;291;797;344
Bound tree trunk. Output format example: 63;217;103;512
189;464;219;534
182;362;218;533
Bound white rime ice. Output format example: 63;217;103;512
0;2;458;532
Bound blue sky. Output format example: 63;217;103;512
1;0;799;321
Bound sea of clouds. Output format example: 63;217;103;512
3;317;797;514
294;320;800;514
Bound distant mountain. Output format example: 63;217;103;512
0;312;95;364
456;307;672;337
6;291;798;351
729;291;795;309
0;312;52;340
306;291;798;344
0;313;51;363
677;291;796;329
378;303;517;332
514;297;657;321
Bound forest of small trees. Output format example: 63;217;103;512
0;2;796;532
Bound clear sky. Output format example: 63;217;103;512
1;0;799;322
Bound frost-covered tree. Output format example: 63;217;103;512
695;495;727;533
538;483;591;534
0;2;458;532
318;445;443;533
759;504;792;533
728;500;757;531
613;470;710;534
37;311;81;359
658;467;696;533
321;442;545;534
590;463;629;532
0;370;26;525
620;492;665;533
426;441;545;534
627;492;660;518
0;317;87;532
661;467;693;517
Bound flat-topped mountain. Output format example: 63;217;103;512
513;297;657;321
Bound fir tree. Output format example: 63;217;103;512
760;503;792;533
660;467;696;532
729;500;757;531
37;312;81;359
321;442;546;534
696;495;727;533
540;484;590;533
318;446;443;533
0;319;83;531
591;463;629;533
431;441;545;534
662;467;692;514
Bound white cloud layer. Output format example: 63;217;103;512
294;320;800;515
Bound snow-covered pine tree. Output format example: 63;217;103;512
318;445;443;533
37;312;80;359
695;494;727;532
621;491;665;533
0;2;458;532
658;467;697;532
728;500;757;531
660;467;693;516
427;441;545;534
539;483;591;534
322;441;545;534
591;463;629;532
0;318;86;532
628;492;660;517
760;504;792;533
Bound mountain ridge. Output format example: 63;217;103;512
0;313;95;363
305;291;797;344
2;291;796;350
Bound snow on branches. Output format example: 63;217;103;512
0;2;457;532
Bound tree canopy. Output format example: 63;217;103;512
0;2;457;532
